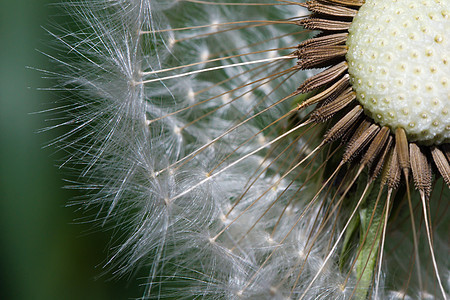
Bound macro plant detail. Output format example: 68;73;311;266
48;0;449;299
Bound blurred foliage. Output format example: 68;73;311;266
0;0;143;299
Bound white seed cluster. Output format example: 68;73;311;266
346;0;450;145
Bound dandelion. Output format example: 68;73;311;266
48;0;449;299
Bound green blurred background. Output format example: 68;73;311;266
0;1;142;299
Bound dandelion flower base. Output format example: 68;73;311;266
346;0;450;144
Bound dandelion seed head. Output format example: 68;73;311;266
48;0;449;299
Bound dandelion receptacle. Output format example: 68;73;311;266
47;0;449;299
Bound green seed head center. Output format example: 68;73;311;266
346;0;450;145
